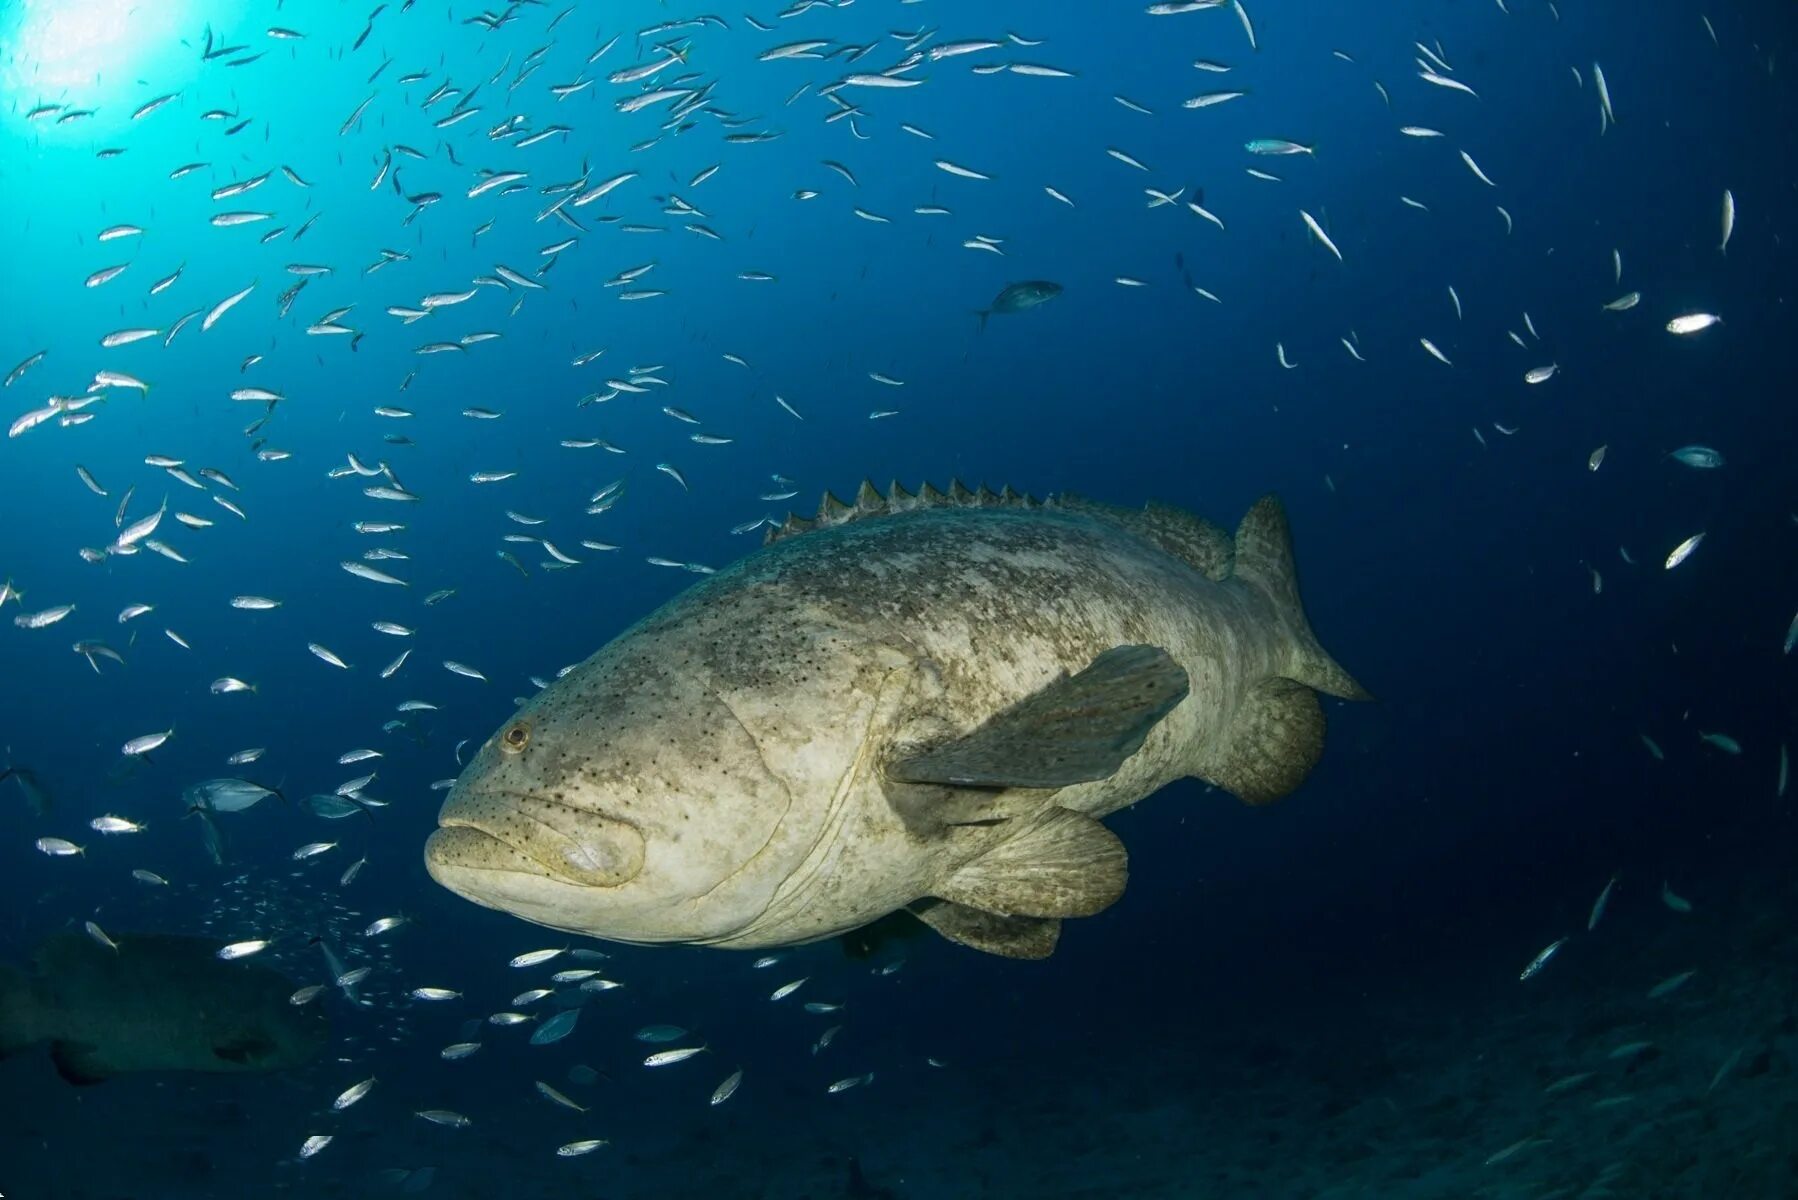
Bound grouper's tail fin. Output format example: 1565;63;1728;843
1197;497;1367;807
1231;495;1370;702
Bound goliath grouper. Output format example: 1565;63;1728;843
0;931;328;1084
426;483;1366;959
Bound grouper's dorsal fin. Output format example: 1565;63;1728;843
1055;494;1233;581
762;478;1045;545
886;645;1189;789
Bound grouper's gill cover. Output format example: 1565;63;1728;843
426;483;1366;957
429;592;899;945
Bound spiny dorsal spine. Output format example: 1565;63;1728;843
763;478;1046;545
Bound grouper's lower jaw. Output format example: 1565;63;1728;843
424;826;605;925
422;823;623;889
428;792;647;888
424;828;696;945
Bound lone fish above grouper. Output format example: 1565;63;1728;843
425;482;1367;959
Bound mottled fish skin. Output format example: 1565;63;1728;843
426;487;1363;957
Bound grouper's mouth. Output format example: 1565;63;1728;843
427;791;646;888
425;802;765;946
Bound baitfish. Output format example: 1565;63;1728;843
426;482;1366;960
976;280;1062;332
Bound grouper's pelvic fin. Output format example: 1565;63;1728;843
1201;496;1369;807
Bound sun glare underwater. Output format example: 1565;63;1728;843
1;1;1796;1198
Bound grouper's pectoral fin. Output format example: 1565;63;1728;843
49;1040;110;1086
910;900;1061;960
1202;676;1325;806
886;645;1189;789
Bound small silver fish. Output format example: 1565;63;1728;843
531;1009;581;1046
510;948;563;968
1664;533;1704;570
1699;731;1742;754
1519;937;1567;981
644;1046;707;1067
1666;312;1721;335
1668;445;1724;469
710;1068;744;1105
333;1078;378;1111
535;1080;588;1111
16;605;76;630
1647;969;1696;999
415;1110;472;1127
827;1072;874;1094
1587;875;1618;931
308;643;351;670
121;729;172;756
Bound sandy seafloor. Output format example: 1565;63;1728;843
3;850;1792;1200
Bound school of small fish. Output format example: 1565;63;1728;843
0;0;1783;1185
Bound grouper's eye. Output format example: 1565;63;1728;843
501;722;531;754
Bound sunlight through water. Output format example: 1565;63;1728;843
5;0;188;96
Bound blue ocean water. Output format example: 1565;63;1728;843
2;0;1794;1196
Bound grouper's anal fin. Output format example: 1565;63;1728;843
910;900;1061;960
1203;677;1326;806
911;808;1127;959
885;645;1190;790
